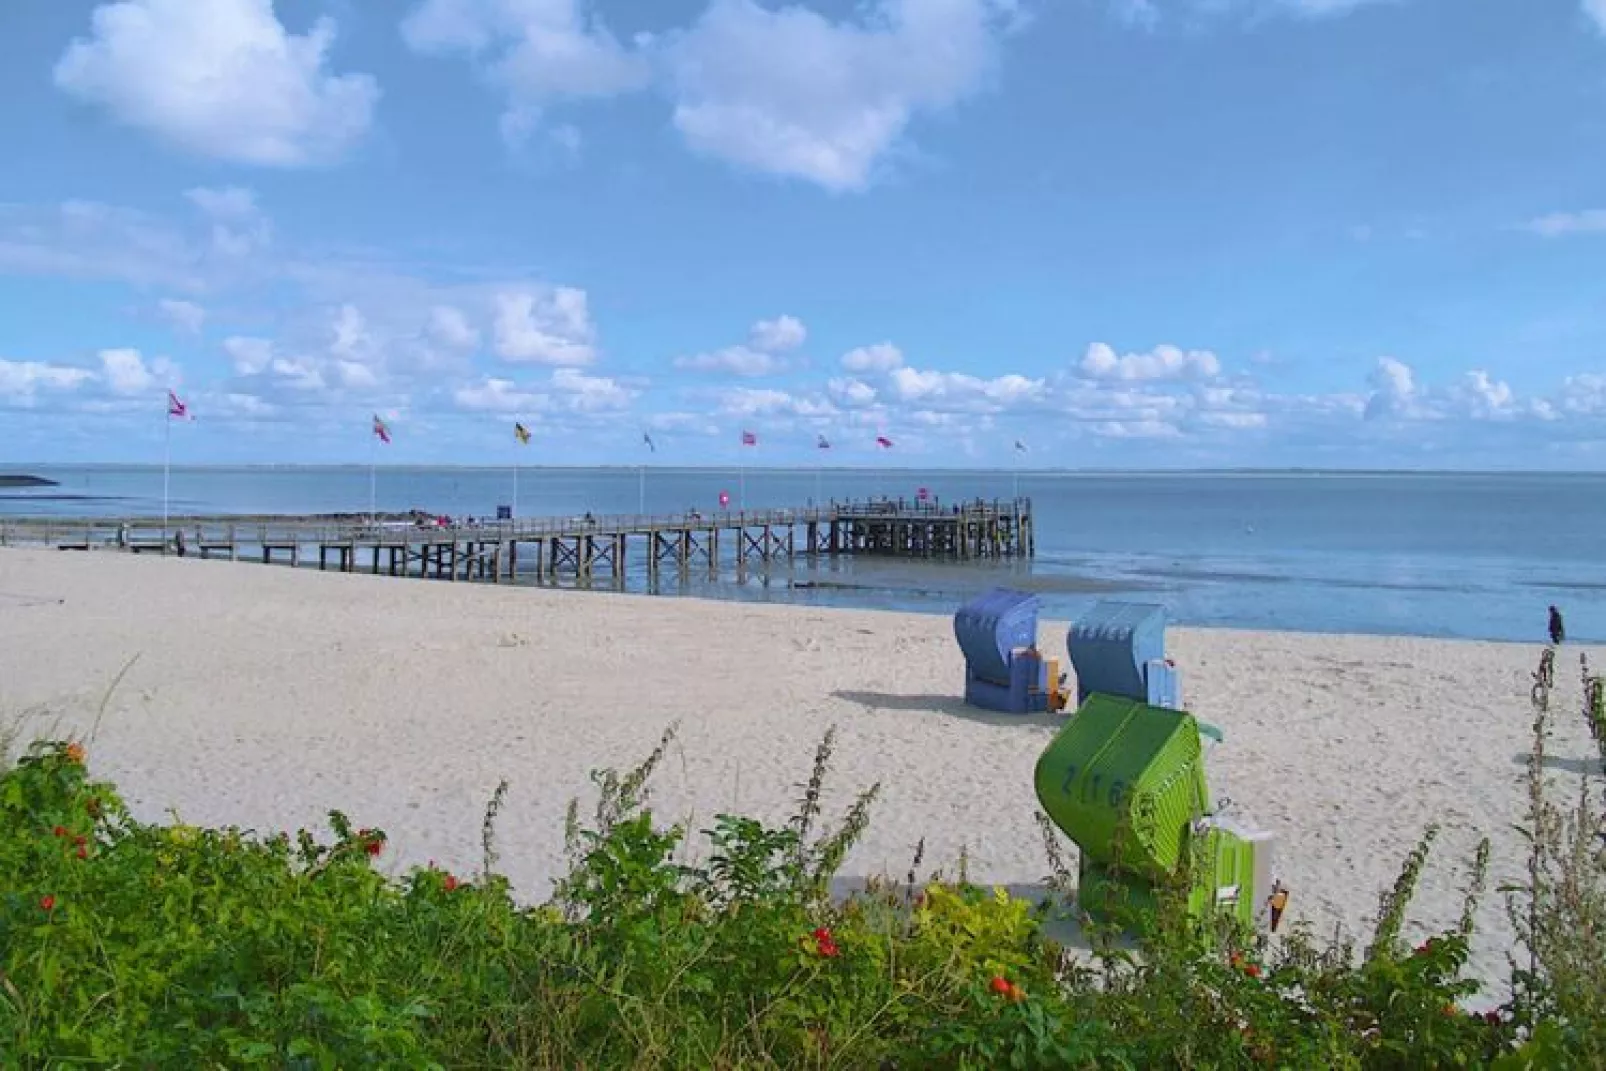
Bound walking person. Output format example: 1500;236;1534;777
1548;605;1565;646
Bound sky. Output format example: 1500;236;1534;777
1;0;1604;469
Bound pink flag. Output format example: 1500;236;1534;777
741;430;757;446
875;435;893;448
167;390;189;419
372;414;391;444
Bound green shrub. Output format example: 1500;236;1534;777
2;647;1601;1068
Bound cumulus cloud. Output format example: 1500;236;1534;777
886;366;1045;411
674;315;807;376
157;298;206;334
827;377;878;407
492;288;596;365
749;314;807;352
674;346;786;376
402;0;1019;191
0;359;96;401
664;0;1018;191
1364;356;1417;420
1078;342;1221;383
54;0;378;166
402;0;650;144
1526;208;1606;238
840;342;904;373
428;305;481;350
185;186;272;256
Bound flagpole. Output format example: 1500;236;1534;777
512;455;520;519
638;463;646;516
368;432;377;526
162;405;171;538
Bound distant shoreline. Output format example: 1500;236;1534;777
2;464;1603;477
0;475;57;489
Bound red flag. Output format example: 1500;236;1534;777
372;414;391;444
741;430;757;446
875;435;893;448
167;390;189;419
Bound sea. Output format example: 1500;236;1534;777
2;464;1602;644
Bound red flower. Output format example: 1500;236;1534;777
52;825;66;838
1245;964;1263;980
810;927;840;957
443;874;459;892
76;845;88;860
40;895;55;912
73;835;86;848
989;975;1012;996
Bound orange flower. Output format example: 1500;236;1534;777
443;874;459;893
64;742;85;765
1007;983;1027;1003
1443;1003;1458;1017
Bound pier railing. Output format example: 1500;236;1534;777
0;497;1032;550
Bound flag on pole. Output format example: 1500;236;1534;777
514;422;531;444
372;414;391;444
167;389;190;419
875;435;894;448
741;430;757;446
1014;439;1027;453
817;434;831;450
643;432;656;452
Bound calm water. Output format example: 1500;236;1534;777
2;465;1602;643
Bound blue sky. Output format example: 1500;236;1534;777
1;0;1604;468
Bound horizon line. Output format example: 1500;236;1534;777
5;463;1605;477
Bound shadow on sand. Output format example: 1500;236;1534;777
1513;752;1603;777
831;690;1065;729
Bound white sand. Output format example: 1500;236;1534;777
1;547;1599;1000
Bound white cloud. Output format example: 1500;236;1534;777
453;376;546;413
428;305;481;350
550;368;635;411
1526;208;1606;238
827;377;878;408
0;359;95;400
1364;355;1417;419
674;314;807;375
886;366;1046;411
158;298;206;334
492;287;596;365
1454;370;1515;418
223;335;274;375
98;347;176;395
185;186;272;256
1078;342;1222;383
402;0;650;142
674;346;785;376
54;0;378;166
841;342;904;373
453;368;634;414
664;0;1018;191
749;314;807;352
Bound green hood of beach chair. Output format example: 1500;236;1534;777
1034;693;1213;881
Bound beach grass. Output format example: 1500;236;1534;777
1;646;1602;1068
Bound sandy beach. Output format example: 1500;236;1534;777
1;547;1598;1001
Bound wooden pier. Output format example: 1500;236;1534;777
0;498;1033;584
